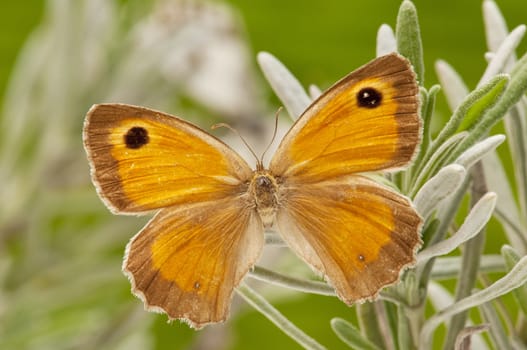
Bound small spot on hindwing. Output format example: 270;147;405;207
124;126;149;149
357;87;382;108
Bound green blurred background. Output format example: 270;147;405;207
2;0;527;114
0;1;525;349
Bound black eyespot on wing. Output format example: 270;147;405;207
124;126;149;149
357;87;382;108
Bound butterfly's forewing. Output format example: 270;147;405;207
270;53;420;181
83;104;253;214
124;197;263;328
277;176;421;303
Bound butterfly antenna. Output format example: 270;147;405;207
212;122;261;169
260;106;282;166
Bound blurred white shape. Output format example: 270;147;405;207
376;24;397;57
435;59;469;111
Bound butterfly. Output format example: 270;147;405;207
83;53;422;329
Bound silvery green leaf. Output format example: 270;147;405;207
419;85;440;153
257;51;311;120
501;246;527;315
413;164;466;219
416;192;497;264
454;134;506;169
331;318;381;350
479;25;526;85
420;255;527;349
456;52;527;162
376;24;396;57
455;75;509;133
396;0;424;84
435;60;469;111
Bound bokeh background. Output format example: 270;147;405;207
0;1;526;349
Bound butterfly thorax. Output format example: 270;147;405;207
249;171;280;228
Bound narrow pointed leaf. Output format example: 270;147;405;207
456;75;508;132
420;84;441;155
454;52;527;160
479;25;525;85
501;245;527;315
414;164;466;219
417;192;496;264
257;51;311;120
454;135;506;169
396;0;424;84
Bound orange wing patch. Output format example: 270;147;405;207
123;197;263;328
83;104;252;213
277;175;422;303
270;53;420;181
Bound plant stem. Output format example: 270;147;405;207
443;162;488;350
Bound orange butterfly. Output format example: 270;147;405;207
83;53;422;329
